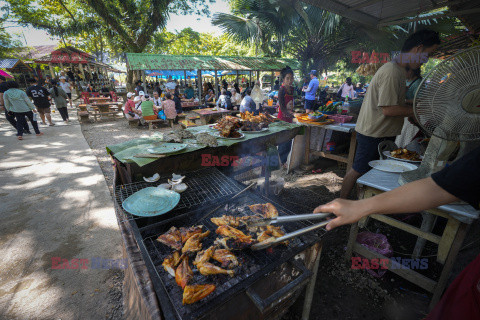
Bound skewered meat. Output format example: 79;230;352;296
182;284;216;305
212;249;239;269
216;225;253;242
193;246;215;266
179;225;203;244
162;251;182;277
157;226;182;251
198;261;235;277
248;203;278;218
182;230;211;254
175;256;193;289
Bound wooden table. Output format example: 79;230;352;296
192;107;233;125
346;169;479;309
89;97;111;103
89;102;123;121
295;120;357;171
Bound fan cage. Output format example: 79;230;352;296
413;46;480;142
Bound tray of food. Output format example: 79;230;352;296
212;116;244;138
384;148;423;163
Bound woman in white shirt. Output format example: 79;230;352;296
230;89;242;109
338;77;355;100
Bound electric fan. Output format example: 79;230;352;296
399;45;480;185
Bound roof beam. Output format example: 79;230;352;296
378;7;480;26
347;0;384;12
302;0;379;26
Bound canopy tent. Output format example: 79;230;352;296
126;53;298;99
0;70;13;78
304;0;480;28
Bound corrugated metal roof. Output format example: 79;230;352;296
303;0;479;27
0;59;20;69
125;53;299;71
0;59;32;72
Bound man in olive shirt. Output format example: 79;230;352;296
340;30;440;198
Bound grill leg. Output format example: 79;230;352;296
301;245;323;320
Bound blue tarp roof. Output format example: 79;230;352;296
144;70;249;79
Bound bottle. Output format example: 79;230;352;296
342;95;350;115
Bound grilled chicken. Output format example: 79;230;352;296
182;284;216;305
212;249;239;269
198;261;235;277
210;215;257;227
162;251;182;277
157;226;182;251
248;203;278;218
214;237;253;250
182;230;211;254
216;225;253;243
266;225;285;238
175;256;193;289
193;246;215;266
179;225;203;244
257;230;273;243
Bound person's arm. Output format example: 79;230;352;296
23;92;36;111
314;177;458;231
378;73;413;117
278;86;287;114
3;92;10;111
303;81;314;93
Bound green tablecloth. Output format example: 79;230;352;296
106;122;303;167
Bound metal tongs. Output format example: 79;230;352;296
249;213;332;250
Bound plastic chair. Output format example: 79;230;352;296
110;91;118;102
81;92;90;104
378;140;398;159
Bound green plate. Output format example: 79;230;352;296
122;187;181;217
147;143;188;154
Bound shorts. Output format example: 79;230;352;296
66;93;72;99
304;99;317;110
37;107;51;115
352;132;395;174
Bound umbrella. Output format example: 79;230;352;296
0;70;13;78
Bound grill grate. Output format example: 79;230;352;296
114;167;243;224
114;168;324;320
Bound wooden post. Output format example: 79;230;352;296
257;70;260;81
271;71;274;90
184;70;187;86
214;70;218;98
249;70;252;85
79;63;85;79
48;63;55;79
236;70;239;85
142;70;146;87
197;69;202;100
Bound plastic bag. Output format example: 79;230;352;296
356;231;392;278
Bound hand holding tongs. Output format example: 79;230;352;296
249;213;332;250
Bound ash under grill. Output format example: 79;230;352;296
114;168;324;320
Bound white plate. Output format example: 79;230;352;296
369;160;418;173
383;151;423;163
212;131;245;140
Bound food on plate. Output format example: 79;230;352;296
193;246;215;266
212;249;239;269
157;226;182;251
240;111;275;124
248;203;279;218
241;120;268;132
182;284;216;305
179;225;203;244
162;251;182;277
390;148;422;161
198;261;235;277
214;116;242;138
195;132;218;147
175;256;193;289
182;230;211;254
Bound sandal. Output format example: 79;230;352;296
17;136;23;140
36;132;44;136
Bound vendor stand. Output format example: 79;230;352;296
107;121;329;320
346;169;479;310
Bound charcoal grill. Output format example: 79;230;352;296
115;167;324;320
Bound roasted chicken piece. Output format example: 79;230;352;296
210;215;255;227
198;261;235;277
175;256;193;289
248;203;278;218
182;230;211;254
193;246;215;266
216;225;253;242
182;284;216;305
257;230;274;243
162;251;182;277
212;249;239;269
266;225;285;238
179;225;203;244
156;226;182;251
214;236;254;250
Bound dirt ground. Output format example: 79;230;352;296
81;116;480;320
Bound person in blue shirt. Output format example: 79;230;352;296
302;70;319;113
184;85;195;100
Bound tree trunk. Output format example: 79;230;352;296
126;70;134;91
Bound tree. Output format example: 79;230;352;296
4;0;214;88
